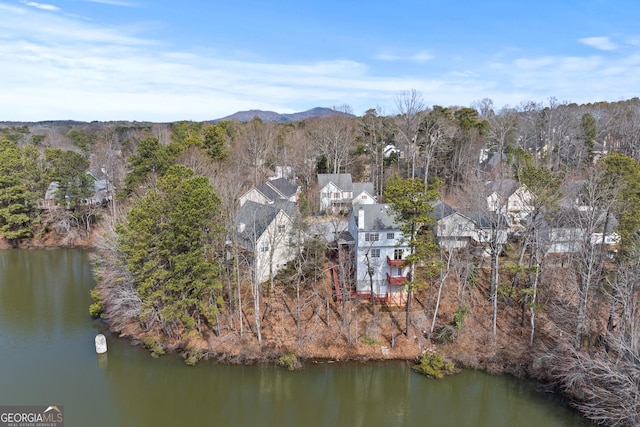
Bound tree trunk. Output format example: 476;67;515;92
490;246;500;338
429;251;452;338
405;288;412;336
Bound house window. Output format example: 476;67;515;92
394;249;403;260
333;192;340;199
260;242;269;252
458;224;464;232
278;224;286;233
365;232;379;242
387;232;394;240
370;249;380;258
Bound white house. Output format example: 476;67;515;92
348;204;409;304
433;203;478;251
485;179;534;227
542;209;620;255
318;173;375;213
232;200;298;284
239;177;300;207
351;182;376;206
433;202;508;255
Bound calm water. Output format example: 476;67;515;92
0;249;594;427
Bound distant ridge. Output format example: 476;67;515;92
212;107;355;123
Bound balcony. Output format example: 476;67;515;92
387;273;408;286
386;256;405;267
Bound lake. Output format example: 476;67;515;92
0;249;594;426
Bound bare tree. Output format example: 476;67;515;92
307;112;356;175
237;119;274;184
93;126;125;218
394;89;425;179
358;107;392;199
419;106;456;184
555;336;640;427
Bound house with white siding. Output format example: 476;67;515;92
542;209;620;256
348;204;409;303
318;173;375;213
486;179;534;228
231;200;298;284
433;201;508;255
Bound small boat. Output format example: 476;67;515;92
95;334;107;354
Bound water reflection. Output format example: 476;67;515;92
0;249;594;427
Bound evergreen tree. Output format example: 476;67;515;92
117;165;224;336
44;148;93;209
202;123;230;161
384;173;440;335
123;136;172;194
0;138;37;243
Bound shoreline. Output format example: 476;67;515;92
4;234;578;403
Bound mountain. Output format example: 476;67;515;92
212;107;355;123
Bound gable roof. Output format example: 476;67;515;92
463;211;509;229
485;179;521;198
551;208;618;231
243;177;299;205
352;182;374;196
233;200;297;249
431;201;457;221
318;173;353;191
253;182;281;202
264;177;299;198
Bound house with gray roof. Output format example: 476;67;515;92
239;177;300;207
485;179;534;228
432;201;508;255
318;173;375;213
231;200;298;284
347;203;409;303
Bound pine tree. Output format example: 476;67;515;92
117;165;224;336
384;173;440;335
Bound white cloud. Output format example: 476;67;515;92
19;1;59;11
0;2;638;121
0;4;154;45
579;36;618;51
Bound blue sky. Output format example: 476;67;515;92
1;0;639;121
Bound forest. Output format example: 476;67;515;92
2;93;640;426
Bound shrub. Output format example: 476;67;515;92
360;336;381;345
412;351;455;379
143;337;166;357
277;352;302;370
453;304;470;330
183;348;204;366
89;288;104;318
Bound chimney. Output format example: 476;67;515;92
237;222;246;233
358;207;365;230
